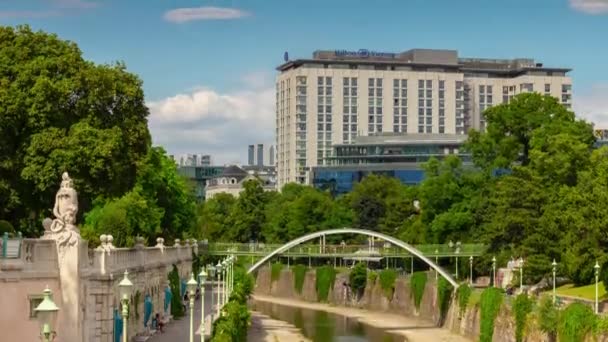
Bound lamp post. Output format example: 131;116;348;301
595;261;600;314
207;264;216;321
118;270;133;342
552;259;557;304
216;260;223;313
491;256;496;288
519;257;524;291
455;246;460;279
198;268;207;342
187;273;198;342
222;259;228;305
34;286;59;342
435;249;438;280
469;256;473;285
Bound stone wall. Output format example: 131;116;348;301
0;238;195;342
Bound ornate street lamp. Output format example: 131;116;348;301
216;260;223;313
434;249;439;280
198;268;207;342
222;259;228;305
595;261;601;314
187;273;198;342
455;245;460;279
207;264;216;321
34;287;59;342
118;270;133;342
491;256;496;288
552;259;557;304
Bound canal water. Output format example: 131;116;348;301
250;300;406;342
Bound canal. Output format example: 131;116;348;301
250;300;406;342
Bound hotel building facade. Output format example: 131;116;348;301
275;49;572;187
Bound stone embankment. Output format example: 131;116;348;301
253;267;553;342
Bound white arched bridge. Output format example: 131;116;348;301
244;228;464;288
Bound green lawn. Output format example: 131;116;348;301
553;283;608;300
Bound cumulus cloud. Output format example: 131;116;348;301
574;83;608;128
569;0;608;14
147;73;274;165
163;6;250;23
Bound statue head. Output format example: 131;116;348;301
61;172;73;189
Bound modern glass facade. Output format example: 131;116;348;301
313;168;426;195
177;166;224;201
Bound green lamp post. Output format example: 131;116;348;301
216;260;223;313
34;287;59;342
222;259;228;305
207;264;216;321
198;268;208;342
187;273;198;342
118;270;133;342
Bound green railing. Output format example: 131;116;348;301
1;232;23;259
204;242;486;258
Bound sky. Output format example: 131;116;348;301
1;0;608;164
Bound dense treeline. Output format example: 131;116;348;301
196;93;608;286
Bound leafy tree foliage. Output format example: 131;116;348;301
0;25;150;232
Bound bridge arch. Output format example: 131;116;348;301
247;228;459;288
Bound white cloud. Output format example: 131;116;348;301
147;74;274;165
163;6;250;23
574;83;608;128
569;0;608;14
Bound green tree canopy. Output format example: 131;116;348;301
0;25;150;234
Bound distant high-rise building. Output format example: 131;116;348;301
269;145;275;166
257;144;264;167
178;154;212;167
246;143;276;167
248;145;255;165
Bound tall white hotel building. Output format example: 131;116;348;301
275;49;572;187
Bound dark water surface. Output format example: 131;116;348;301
250;300;406;342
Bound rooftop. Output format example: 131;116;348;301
278;48;571;75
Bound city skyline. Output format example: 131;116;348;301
1;0;607;164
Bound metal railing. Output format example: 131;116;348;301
205;241;486;258
1;232;23;259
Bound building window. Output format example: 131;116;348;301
29;295;44;318
342;77;358;143
368;77;383;134
418;79;433;133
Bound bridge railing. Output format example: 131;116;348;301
206;242;487;257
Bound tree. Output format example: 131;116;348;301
466;93;592;170
0;25;150;233
227;180;269;242
346;175;407;232
196;193;236;241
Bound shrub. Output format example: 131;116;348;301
349;263;367;297
479;287;503;342
316;266;336;302
410;271;427;310
0;220;15;235
537;295;558;340
167;264;184;318
558;302;596;342
437;277;453;322
211;265;252;342
456;283;472;318
271;262;283;283
513;293;534;342
368;271;378;284
379;269;398;299
293;264;307;294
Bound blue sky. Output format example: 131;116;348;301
1;0;608;163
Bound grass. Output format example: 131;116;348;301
469;288;483;307
552;283;608;300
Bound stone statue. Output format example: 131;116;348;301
44;172;81;247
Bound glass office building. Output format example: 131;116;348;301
311;133;470;195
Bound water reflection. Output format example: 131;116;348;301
251;301;405;342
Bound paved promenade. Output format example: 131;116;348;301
149;284;218;342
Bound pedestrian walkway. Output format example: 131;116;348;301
148;287;218;342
